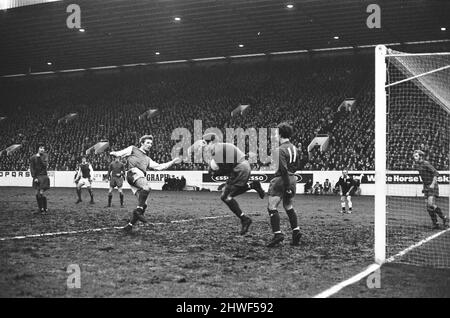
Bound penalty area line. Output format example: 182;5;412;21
313;227;450;298
0;215;233;241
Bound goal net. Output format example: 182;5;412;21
375;45;450;268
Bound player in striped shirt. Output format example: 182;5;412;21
74;157;95;204
266;123;301;247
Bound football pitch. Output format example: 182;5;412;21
0;187;449;298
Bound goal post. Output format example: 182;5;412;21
374;45;450;268
374;45;387;264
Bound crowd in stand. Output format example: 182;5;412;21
0;54;448;172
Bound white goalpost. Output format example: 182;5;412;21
374;45;450;268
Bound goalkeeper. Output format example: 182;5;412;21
413;150;449;229
199;133;265;235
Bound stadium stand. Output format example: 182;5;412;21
0;55;447;171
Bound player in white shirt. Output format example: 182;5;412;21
110;135;181;233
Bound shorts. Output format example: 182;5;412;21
268;175;297;198
126;168;149;195
110;175;124;188
77;177;92;188
423;185;439;198
226;161;251;187
33;175;50;191
342;188;357;196
221;161;251;197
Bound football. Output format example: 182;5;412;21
209;158;220;171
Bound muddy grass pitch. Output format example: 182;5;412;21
0;187;448;297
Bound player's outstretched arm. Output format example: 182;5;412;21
149;157;182;171
110;146;133;158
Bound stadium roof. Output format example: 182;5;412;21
1;0;449;76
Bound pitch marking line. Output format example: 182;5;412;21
313;227;450;298
386;227;450;263
0;215;233;241
313;263;381;298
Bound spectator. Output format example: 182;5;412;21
323;178;332;195
313;181;323;195
0;55;446;173
180;175;186;190
304;179;313;194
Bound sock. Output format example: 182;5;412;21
136;206;144;213
347;197;353;210
427;206;438;224
120;193;124;205
138;190;149;208
224;198;244;219
341;202;346;211
77;188;81;200
434;207;445;220
88;189;94;200
108;193;112;206
36;194;43;210
42;196;47;210
286;208;298;229
129;212;139;225
268;209;281;233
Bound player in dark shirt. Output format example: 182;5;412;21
30;143;50;213
323;179;331;194
200;132;265;236
337;170;356;214
413;150;448;229
74;156;95;204
107;156;126;207
266;123;301;247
